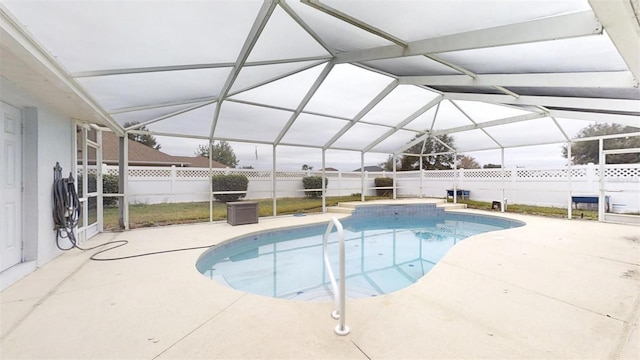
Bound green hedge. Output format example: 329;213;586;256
77;174;119;206
302;176;328;198
374;177;393;197
212;174;249;203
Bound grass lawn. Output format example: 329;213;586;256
102;196;602;230
457;199;599;220
103;195;387;230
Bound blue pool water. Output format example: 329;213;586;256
196;205;524;301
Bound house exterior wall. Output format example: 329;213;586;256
1;79;74;289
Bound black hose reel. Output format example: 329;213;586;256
52;162;81;250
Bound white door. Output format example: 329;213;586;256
0;102;22;272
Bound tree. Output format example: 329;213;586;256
195;144;209;157
399;134;457;170
562;123;640;164
458;155;480;169
123;122;161;150
379;155;400;171
301;164;313;171
195;141;239;168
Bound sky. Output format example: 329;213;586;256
157;135;571;171
2;0;623;171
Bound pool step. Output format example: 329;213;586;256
326;206;354;214
326;200;467;214
438;203;468;210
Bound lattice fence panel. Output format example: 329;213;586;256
516;169;568;179
210;170;229;177
605;167;640;178
464;170;503;179
176;169;210;178
278;171;308;178
238;171;272;179
570;168;587;177
129;168;171;178
423;170;455;179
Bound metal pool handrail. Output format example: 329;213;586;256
323;217;350;336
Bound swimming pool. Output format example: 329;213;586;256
196;205;524;301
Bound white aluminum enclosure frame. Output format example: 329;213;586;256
0;0;638;230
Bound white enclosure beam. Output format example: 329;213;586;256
430;112;546;136
450;100;503;148
399;151;455;157
226;98;352;122
109;59;327;115
124;100;217;130
302;0;535;106
444;93;640;113
335;11;602;64
274;61;335;145
400;71;638;88
0;6;124;136
573;131;640;142
604;147;640;155
433;135;456;153
323;80;399;149
589;0;640;81
395;132;431;156
302;0;406;46
424;54;476;78
362;95;443;152
548;110;640;127
209;0;278;140
550;115;571;142
280;1;335;55
71;56;331;78
110;97;218;115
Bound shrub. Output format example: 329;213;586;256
374;177;393;197
212;174;249;203
77;174;119;206
302;176;328;198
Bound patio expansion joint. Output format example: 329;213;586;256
0;254;93;341
152;292;247;360
440;259;636;324
609;290;640;360
349;338;372;360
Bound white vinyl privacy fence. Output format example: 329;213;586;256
93;163;640;213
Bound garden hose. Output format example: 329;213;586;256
52;163;215;260
52;170;81;250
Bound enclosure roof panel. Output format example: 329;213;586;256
1;0;638;155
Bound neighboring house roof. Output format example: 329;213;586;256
172;155;227;168
352;166;384;172
85;132;226;168
320;167;339;171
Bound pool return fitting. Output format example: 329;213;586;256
323;217;350;336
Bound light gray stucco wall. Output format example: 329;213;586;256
1;78;74;281
34;104;73;265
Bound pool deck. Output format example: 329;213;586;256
1;199;639;359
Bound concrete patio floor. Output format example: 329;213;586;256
1;200;639;359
